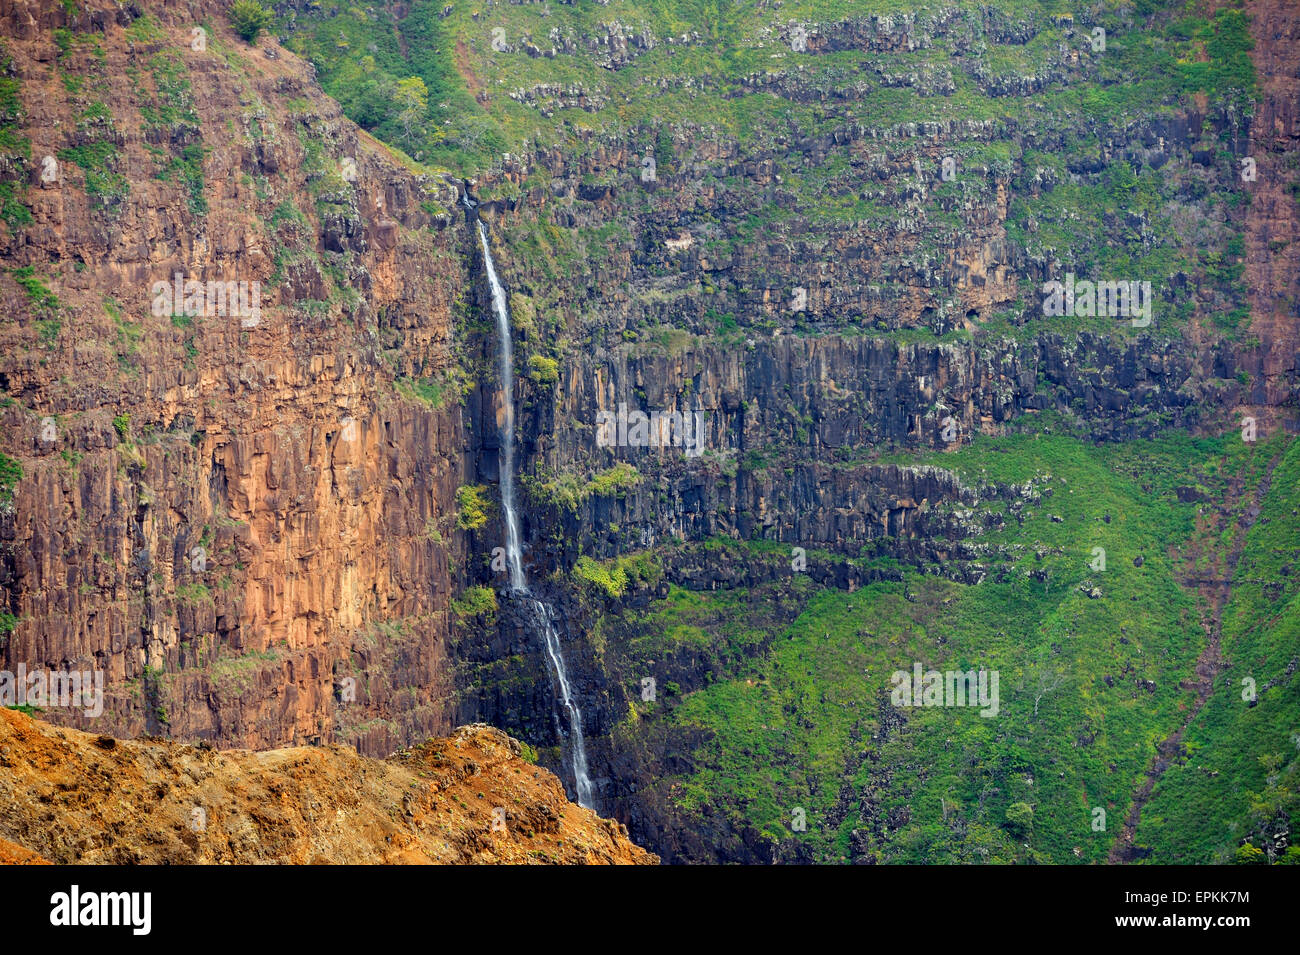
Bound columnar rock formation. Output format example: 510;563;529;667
0;0;470;754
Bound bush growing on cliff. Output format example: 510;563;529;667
454;484;492;530
573;556;629;600
58;140;127;208
228;0;273;44
528;355;559;385
1005;802;1034;838
8;266;59;315
1233;843;1266;865
0;181;31;233
509;293;537;336
0;451;22;502
524;463;640;512
0;49;32;232
451;585;497;621
396;370;465;411
585;462;639;498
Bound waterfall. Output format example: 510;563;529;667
477;220;595;811
479;221;527;593
526;598;594;810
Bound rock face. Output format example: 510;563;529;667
2;0;1298;865
0;0;472;754
0;835;48;864
1241;0;1300;416
0;707;656;864
436;0;1300;846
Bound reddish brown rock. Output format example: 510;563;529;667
0;0;471;754
0;708;657;864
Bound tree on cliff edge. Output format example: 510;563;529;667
229;0;273;44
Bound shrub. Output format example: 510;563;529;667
228;0;273;44
1005;802;1034;837
8;266;59;314
454;484;491;530
451;585;497;620
573;555;629;599
528;355;559;385
0;451;21;501
1232;843;1266;865
585;462;639;497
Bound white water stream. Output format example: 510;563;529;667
478;220;594;810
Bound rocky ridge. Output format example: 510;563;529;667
0;707;655;863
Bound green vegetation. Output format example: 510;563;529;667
1136;434;1300;862
209;648;280;698
8;266;59;314
573;556;629;600
141;664;169;725
140;51;200;130
597;427;1297;863
228;0;273;44
152;143;208;217
574;552;663;601
454;484;492;530
175;582;213;606
282;0;1257;181
0;451;21;502
395;369;466;410
0;43;31;232
58;140;128;209
527;355;559;385
452;585;498;620
7;266;62;344
1176;8;1258;108
272;0;1256;367
524;462;640;511
124;14;164;45
8;0;1287;869
1005;802;1035;838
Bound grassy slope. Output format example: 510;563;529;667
606;426;1296;862
1134;435;1300;862
281;1;1260;384
287;1;1253;174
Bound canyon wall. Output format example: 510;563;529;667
439;0;1300;835
0;0;473;754
1;0;1296;863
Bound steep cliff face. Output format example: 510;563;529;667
406;0;1299;860
1240;0;1300;417
1;0;1295;867
446;2;1279;608
0;0;472;755
0;708;656;864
